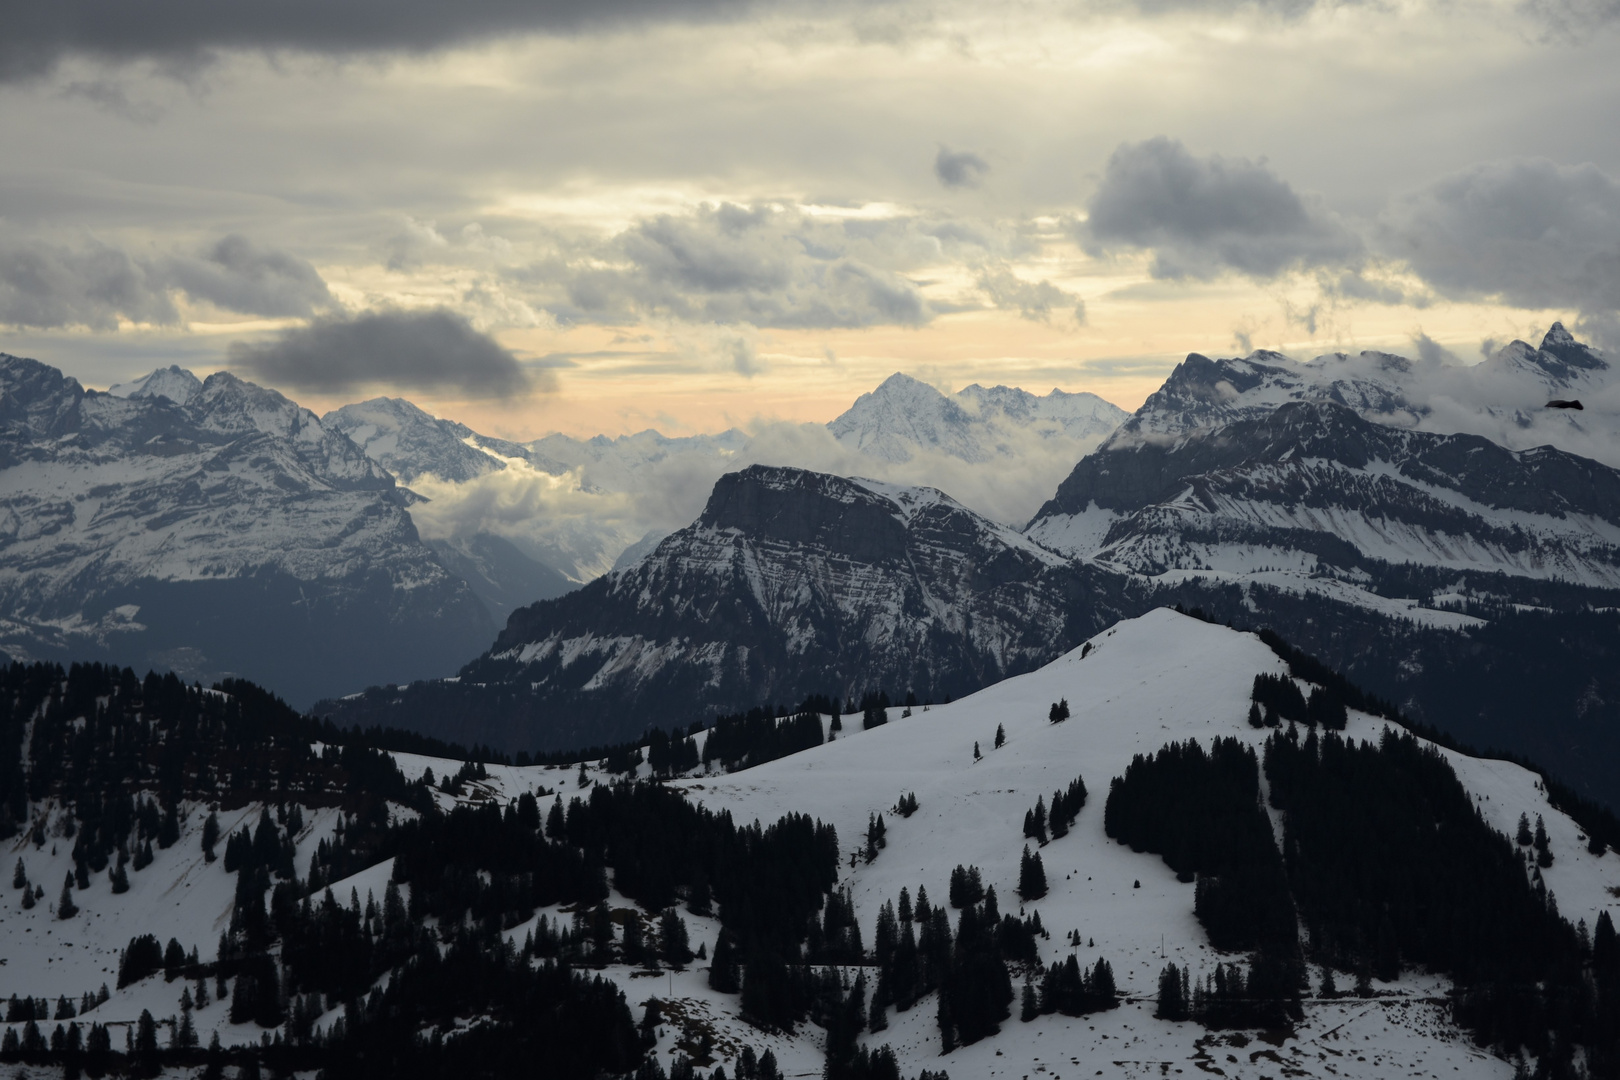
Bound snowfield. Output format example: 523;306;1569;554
4;609;1613;1079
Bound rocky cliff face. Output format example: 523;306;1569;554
318;465;1129;751
0;355;493;707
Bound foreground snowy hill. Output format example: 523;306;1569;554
0;354;494;708
9;610;1616;1080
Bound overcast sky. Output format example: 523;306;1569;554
2;0;1618;438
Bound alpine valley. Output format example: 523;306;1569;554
4;327;1620;1080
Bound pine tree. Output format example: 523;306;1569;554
1156;963;1187;1020
1318;966;1338;998
1516;812;1533;846
661;908;693;966
1018;846;1048;901
994;724;1006;749
1248;702;1264;728
57;873;78;919
1534;815;1554;868
11;858;24;890
1048;699;1070;723
1020;979;1039;1022
201;812;220;862
973;742;981;760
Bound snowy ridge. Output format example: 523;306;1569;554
1029;398;1620;588
1106;324;1620;469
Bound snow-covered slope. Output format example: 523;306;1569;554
829;372;1126;464
317;464;1130;752
62;609;1614;1078
0;354;493;707
658;608;1617;1079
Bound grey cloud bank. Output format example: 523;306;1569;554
1381;157;1620;317
550;202;946;330
0;232;330;330
1082;136;1362;280
230;309;536;398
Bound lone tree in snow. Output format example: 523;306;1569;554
58;873;78;919
1049;699;1070;724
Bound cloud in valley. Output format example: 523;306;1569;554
230;308;537;397
1081;137;1362;281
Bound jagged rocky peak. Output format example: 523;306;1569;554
698;465;927;561
107;364;203;405
1478;322;1609;386
1;352;87;438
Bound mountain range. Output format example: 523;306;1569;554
318;325;1620;814
0;354;493;708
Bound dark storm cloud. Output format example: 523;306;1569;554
0;0;758;83
1380;157;1620;317
553;202;938;330
935;147;990;190
230;308;535;397
1081;136;1362;280
0;232;330;329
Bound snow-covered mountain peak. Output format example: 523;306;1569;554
107;364;203;405
829;371;1127;464
1480;323;1609;388
827;372;979;463
323;396;513;484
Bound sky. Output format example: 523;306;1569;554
2;0;1619;440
